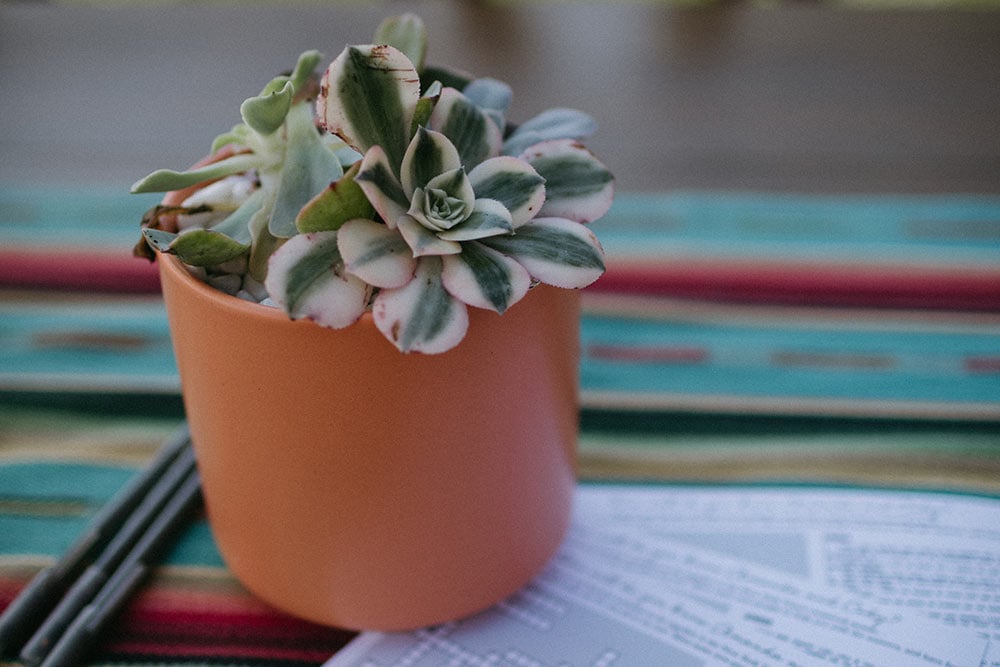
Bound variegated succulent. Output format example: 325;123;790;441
134;14;613;353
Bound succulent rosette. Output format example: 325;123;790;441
133;14;613;354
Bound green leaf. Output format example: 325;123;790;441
264;231;369;328
130;153;260;194
428;88;502;170
463;77;512;133
441;241;530;314
502;108;597;157
167;229;250;267
401;127;462;197
296;161;375;233
354;145;409;228
269;103;345;237
141;228;178;254
437;197;513;241
411;81;442;136
212;188;265;245
337;218;415;288
373;256;469;354
211;124;251;155
524;140;614;223
467;156;546;228
318;45;420;170
482;216;605;288
373;14;427;72
240;80;294;136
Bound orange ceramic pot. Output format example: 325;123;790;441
157;254;580;631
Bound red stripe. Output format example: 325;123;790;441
965;356;1000;373
0;249;161;293
592;261;1000;311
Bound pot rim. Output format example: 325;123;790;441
158;251;378;328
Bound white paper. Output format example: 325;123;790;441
325;485;999;666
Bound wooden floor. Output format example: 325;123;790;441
1;2;998;193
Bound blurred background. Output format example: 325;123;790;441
3;0;999;194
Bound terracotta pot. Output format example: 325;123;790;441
157;254;580;631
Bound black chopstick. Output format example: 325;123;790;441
39;468;202;667
0;423;191;657
15;430;199;667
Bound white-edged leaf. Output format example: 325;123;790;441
441;241;530;313
396;214;462;257
467;156;546;228
401;127;462;197
427;87;502;170
130;153;260;194
437;198;513;241
523;139;614;223
269;104;345;237
264;231;368;328
373;257;469;353
338;218;415;288
317;44;420;169
482;216;605;288
354;145;409;229
502;108;597;157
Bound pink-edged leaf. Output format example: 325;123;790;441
372;256;469;354
337;218;415;288
481;216;605;289
317;45;420;169
397;214;462;257
437;198;513;241
467;156;546;228
522;139;614;223
427;87;502;169
354;146;409;229
264;231;369;328
441;241;530;314
401;127;462;197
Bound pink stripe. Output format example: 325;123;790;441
965;356;1000;373
587;344;709;364
0;250;161;293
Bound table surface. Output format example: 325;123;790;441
1;2;999;665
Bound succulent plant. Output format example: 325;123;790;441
134;14;613;353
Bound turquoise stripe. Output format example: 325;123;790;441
0;461;223;567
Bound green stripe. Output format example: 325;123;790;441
356;159;409;209
440;96;492;168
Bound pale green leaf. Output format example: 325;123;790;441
130;153;260;194
373;14;427;72
269;103;345;237
240;80;294;136
397;214;462;257
167;229;250;267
